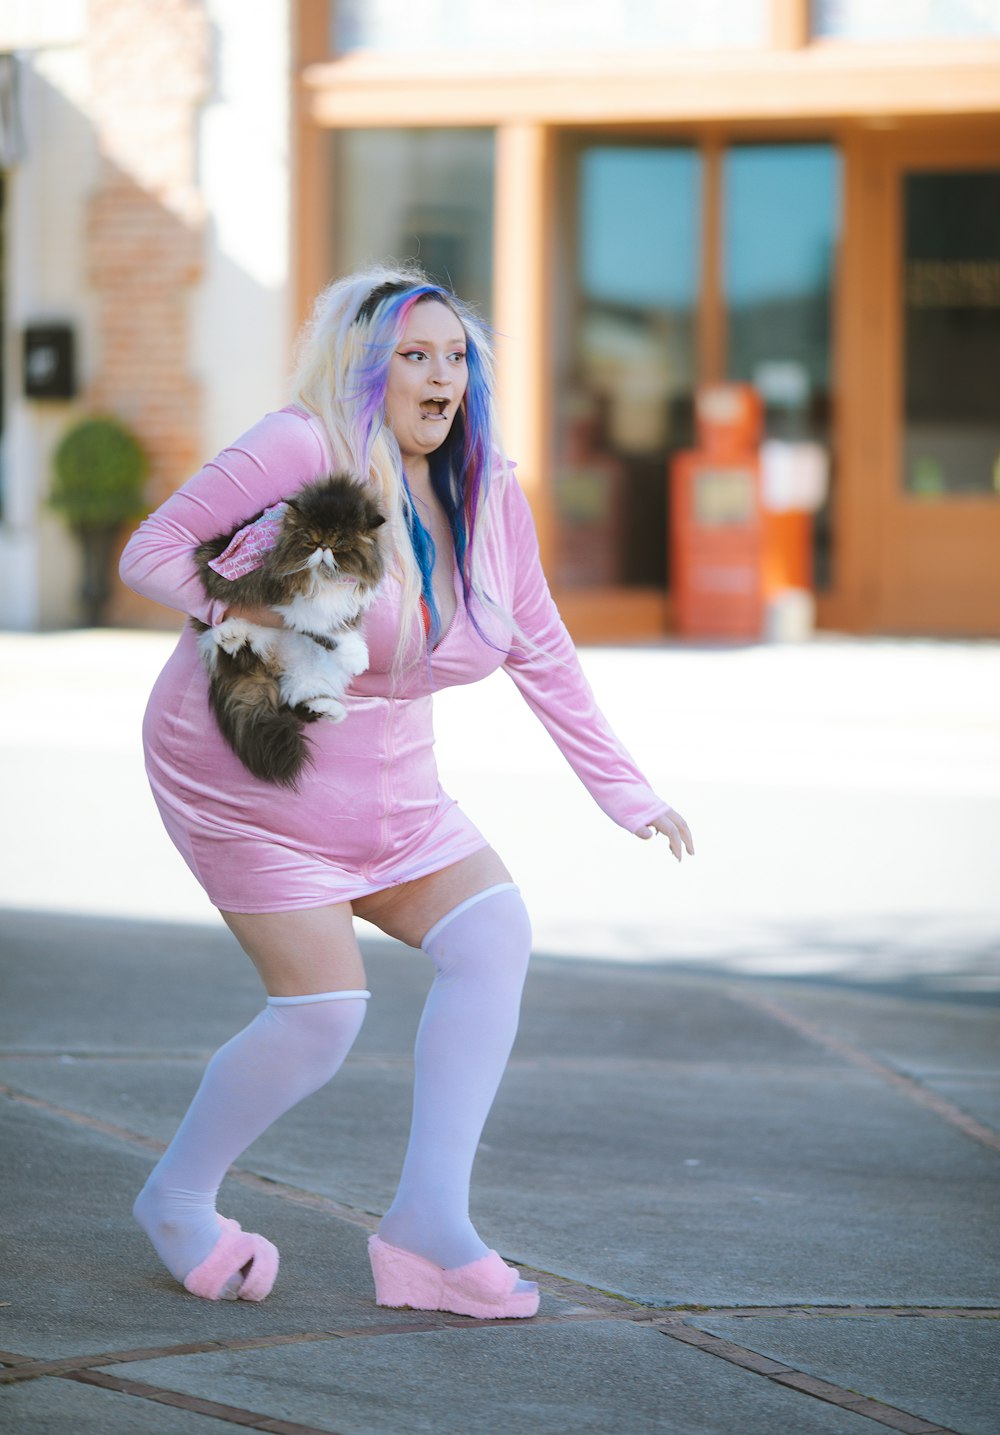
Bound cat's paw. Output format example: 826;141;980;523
280;667;337;709
304;696;347;723
198;620;258;672
213;618;255;655
335;629;369;677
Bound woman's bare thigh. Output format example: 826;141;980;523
353;847;514;950
221;848;514;995
220;902;366;998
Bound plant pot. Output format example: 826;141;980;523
75;522;121;627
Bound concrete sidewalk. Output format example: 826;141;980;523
1;630;999;1433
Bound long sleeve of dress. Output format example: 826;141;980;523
500;478;668;834
119;408;329;625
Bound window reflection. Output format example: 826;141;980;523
556;146;700;589
903;170;1000;499
723;144;839;586
812;0;1000;40
331;129;494;320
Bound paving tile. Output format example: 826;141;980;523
104;1322;878;1435
691;1315;1000;1435
0;1375;240;1434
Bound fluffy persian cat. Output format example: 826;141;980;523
192;472;386;787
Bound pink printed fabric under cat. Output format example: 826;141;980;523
207;503;288;580
119;406;669;912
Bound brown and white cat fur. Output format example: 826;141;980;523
193;472;386;787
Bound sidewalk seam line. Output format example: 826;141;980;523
1;1314;633;1387
62;1368;347;1435
729;990;1000;1155
22;1319;966;1435
659;1324;961;1434
4;1307;996;1386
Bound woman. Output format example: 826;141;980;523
119;266;693;1319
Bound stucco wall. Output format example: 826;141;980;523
0;0;293;631
2;39;99;628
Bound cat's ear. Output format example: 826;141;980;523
371;513;386;529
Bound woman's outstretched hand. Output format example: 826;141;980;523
633;806;695;862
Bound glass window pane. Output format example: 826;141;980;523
334;0;768;55
723;143;840;586
332;129;494;320
903;170;1000;499
556;145;700;590
812;0;1000;40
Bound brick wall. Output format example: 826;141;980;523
85;0;210;625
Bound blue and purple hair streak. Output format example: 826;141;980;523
347;282;497;646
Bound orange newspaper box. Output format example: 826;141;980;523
671;384;765;638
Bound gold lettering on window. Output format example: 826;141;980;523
906;261;1000;309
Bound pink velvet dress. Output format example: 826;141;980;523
119;406;667;912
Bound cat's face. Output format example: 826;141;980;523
276;476;386;593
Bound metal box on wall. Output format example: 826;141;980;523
23;324;76;400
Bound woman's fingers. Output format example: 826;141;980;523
634;807;695;861
670;809;695;857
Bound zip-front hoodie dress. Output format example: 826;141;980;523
119;406;668;913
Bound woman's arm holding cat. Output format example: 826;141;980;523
119;409;329;625
220;603;287;628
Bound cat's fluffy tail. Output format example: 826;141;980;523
197;627;312;787
209;668;313;787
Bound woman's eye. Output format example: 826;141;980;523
400;350;426;362
450;351;467;363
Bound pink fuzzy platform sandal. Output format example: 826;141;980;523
183;1217;279;1302
368;1234;539;1319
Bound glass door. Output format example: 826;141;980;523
331;128;495;319
553;143;701;595
902;170;1000;500
722;144;840;588
553;137;841;628
872;135;1000;634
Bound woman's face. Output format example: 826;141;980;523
383;299;469;465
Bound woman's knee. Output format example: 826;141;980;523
261;992;370;1088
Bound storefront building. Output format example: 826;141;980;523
1;1;997;637
298;0;1000;639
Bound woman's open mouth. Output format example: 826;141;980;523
420;398;449;420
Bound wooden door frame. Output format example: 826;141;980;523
843;119;1000;635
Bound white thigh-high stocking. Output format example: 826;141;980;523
133;990;369;1285
378;884;531;1271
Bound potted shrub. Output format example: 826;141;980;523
49;415;149;625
